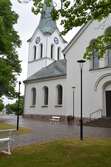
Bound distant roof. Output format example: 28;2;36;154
24;59;66;83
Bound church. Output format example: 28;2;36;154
24;0;111;121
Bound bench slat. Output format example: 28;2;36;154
0;138;10;142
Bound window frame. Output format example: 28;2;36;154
31;88;36;106
105;46;111;66
56;85;63;105
57;47;60;60
33;45;36;60
40;43;43;58
43;86;48;106
51;44;54;59
91;49;99;69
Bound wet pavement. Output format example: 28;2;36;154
0;115;111;147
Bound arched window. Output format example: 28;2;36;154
31;88;36;106
57;47;60;60
104;27;111;66
33;46;36;60
105;46;111;66
90;39;99;69
57;85;63;105
43;86;48;105
40;43;43;58
104;26;111;36
91;49;99;69
51;44;54;59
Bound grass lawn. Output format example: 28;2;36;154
0;139;111;167
0;122;31;134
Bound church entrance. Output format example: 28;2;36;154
106;91;111;117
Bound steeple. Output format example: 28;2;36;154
38;0;57;34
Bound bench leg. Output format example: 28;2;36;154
1;141;11;155
7;140;11;155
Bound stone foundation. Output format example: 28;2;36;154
23;114;67;122
23;114;90;124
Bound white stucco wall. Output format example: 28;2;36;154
24;77;67;116
65;16;111;118
25;15;111;119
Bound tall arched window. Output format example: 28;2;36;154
43;86;48;105
57;47;60;60
105;46;111;66
40;43;43;58
90;39;99;69
31;88;36;106
104;27;111;66
33;46;36;60
57;85;63;105
91;49;99;69
51;44;54;59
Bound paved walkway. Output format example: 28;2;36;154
0;115;111;148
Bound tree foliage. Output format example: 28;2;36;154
32;0;111;59
0;99;4;112
0;0;21;98
6;96;24;115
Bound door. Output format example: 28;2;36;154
106;91;111;117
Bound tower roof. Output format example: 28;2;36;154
38;0;57;34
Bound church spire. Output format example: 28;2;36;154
38;0;57;34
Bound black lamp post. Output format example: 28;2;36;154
77;59;86;140
72;87;75;119
17;81;21;131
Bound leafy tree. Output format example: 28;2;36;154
0;99;4;112
31;0;111;59
6;96;24;115
5;103;14;114
0;0;21;98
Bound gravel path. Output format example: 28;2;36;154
0;115;111;148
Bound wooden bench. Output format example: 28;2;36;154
50;116;60;122
0;129;16;155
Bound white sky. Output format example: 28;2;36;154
4;0;80;104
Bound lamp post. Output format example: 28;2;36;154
72;87;75;119
77;59;86;140
17;81;21;131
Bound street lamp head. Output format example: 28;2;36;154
72;86;75;90
77;59;86;64
19;81;21;85
77;59;86;69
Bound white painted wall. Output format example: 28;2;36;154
25;15;111;119
65;15;111;118
24;78;67;116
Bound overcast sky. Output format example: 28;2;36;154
4;0;80;103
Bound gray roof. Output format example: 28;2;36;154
38;0;57;34
25;59;66;83
27;1;67;43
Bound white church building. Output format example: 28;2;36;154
24;0;111;121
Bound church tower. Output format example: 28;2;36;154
27;0;67;77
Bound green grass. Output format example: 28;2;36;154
0;138;111;167
0;122;31;134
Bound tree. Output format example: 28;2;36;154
6;96;24;115
31;0;111;59
0;0;21;98
0;99;4;112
